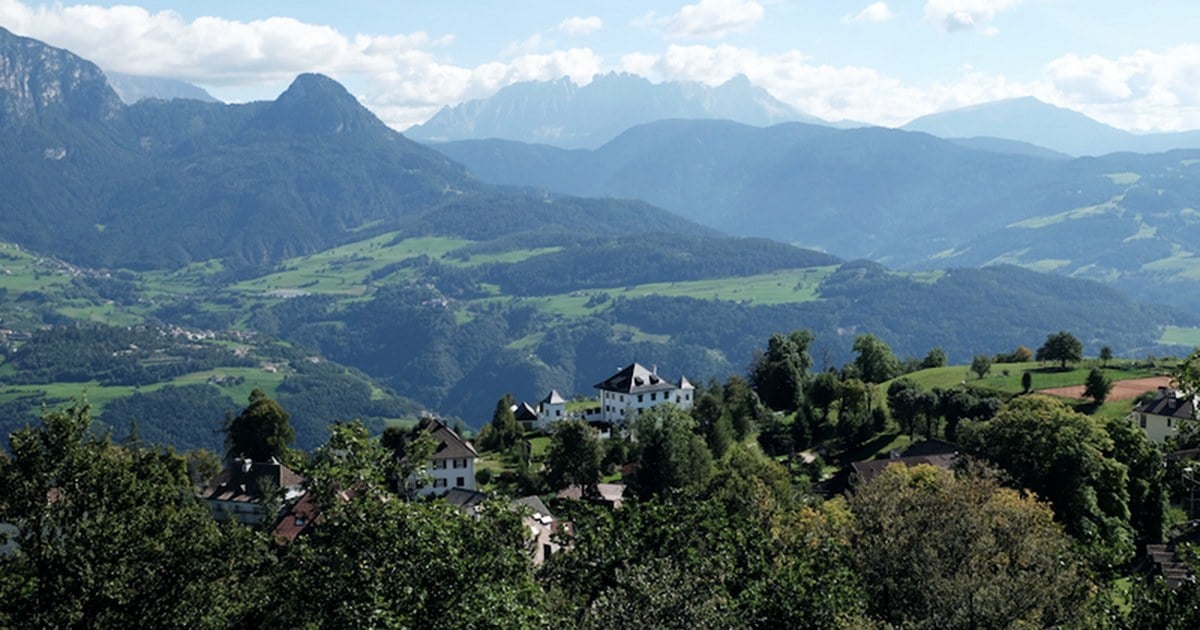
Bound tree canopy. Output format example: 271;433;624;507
1036;330;1083;369
224;388;294;462
961;395;1134;567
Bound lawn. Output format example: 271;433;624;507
1160;325;1200;348
899;361;1161;396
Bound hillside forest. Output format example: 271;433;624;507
3;328;1200;627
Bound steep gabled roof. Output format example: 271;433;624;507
427;418;479;460
513;402;539;421
594;363;677;394
540;389;566;405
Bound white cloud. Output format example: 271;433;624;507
923;0;1025;32
557;15;603;36
0;0;603;129
1041;46;1200;131
616;44;1031;126
639;0;765;40
843;2;895;24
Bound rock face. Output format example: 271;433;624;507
406;72;831;149
105;71;219;105
0;26;122;127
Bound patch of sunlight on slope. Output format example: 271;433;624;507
1008;194;1125;229
1105;172;1141;185
1122;221;1157;242
1141;245;1200;281
1025;259;1072;272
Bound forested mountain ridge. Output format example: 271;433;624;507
433;118;1200;311
0;28;713;271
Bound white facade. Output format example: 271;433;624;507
420;455;477;497
415;418;479;497
594;363;695;424
536;390;567;429
1130;389;1195;443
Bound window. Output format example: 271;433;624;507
433;459;446;469
675;395;681;403
456;477;465;487
638;394;644;403
556;409;561;417
651;392;657;401
1140;414;1147;428
620;395;625;402
434;478;447;488
1168;417;1174;428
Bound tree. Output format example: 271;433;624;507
970;353;992;379
1099;345;1114;367
723;376;763;440
1022;370;1033;393
1171;347;1200;412
0;400;267;627
961;395;1134;567
849;464;1091;628
224;388;294;462
1084;366;1113;404
479;393;523;452
921;347;948;369
750;330;813;412
628;406;713;500
544;420;604;493
1036;331;1083;369
852;334;900;386
1105;417;1167;547
807;371;841;423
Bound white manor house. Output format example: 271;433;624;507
515;362;695;436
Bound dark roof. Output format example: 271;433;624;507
850;454;957;485
556;483;625;508
1166;448;1200;462
511;495;553;519
593;363;678;394
444;488;488;513
272;491;319;542
513;402;539;421
1134;390;1196;419
427;418;479;460
200;458;303;503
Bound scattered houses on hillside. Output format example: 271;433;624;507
512;362;695;438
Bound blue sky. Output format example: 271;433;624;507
4;0;1199;132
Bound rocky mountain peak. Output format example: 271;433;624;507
0;26;123;127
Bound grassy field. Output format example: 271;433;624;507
486;266;836;320
0;366;289;418
899;360;1162;395
1160;325;1200;348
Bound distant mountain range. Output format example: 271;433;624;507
405;72;853;149
433;118;1200;311
105;71;219;104
904;97;1200;157
0;26;708;270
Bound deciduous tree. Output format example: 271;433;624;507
850;464;1091;628
1036;331;1083;369
224;388;295;463
961;395;1134;567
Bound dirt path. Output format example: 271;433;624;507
1037;375;1171;401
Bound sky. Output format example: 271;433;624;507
3;0;1200;133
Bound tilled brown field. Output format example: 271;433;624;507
1037;375;1172;401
